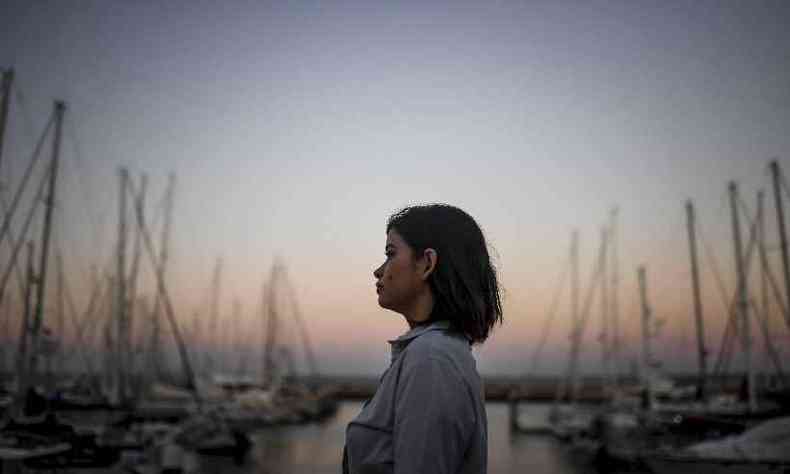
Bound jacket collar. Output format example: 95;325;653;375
388;320;451;363
389;319;451;345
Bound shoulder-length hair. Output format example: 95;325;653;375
386;204;503;343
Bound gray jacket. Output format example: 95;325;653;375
344;320;487;474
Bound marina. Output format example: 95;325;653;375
2;1;790;473
0;401;599;474
0;66;789;472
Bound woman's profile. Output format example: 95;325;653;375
344;203;503;474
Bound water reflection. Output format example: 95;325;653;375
491;403;598;474
198;402;606;474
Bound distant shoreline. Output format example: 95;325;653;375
318;373;751;402
0;372;752;403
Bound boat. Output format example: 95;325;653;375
0;432;71;474
0;412;122;469
549;403;597;441
513;402;554;435
641;416;790;474
175;412;251;459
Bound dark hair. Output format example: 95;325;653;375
386;204;503;343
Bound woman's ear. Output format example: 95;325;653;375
420;248;438;280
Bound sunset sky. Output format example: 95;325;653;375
1;0;789;377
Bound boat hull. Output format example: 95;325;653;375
644;455;790;474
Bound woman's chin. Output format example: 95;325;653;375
377;295;391;310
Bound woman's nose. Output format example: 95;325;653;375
373;263;384;279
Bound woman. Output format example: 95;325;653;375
344;204;503;474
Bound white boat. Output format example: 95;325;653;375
642;416;790;474
548;404;596;440
514;403;553;435
0;440;71;461
644;454;790;474
0;430;71;473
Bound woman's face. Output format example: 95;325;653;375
373;229;425;314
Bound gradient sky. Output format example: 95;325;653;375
1;0;789;377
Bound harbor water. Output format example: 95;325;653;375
197;401;600;474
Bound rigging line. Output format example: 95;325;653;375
557;232;606;402
737;193;756;233
60;244;112;344
697;185;737;311
283;268;319;378
125;175;202;407
713;305;736;377
712;199;762;377
132;297;152;357
145;183;172;364
712;290;748;379
88;274;115;349
621;287;636;361
748;299;787;384
756;221;790;326
697;216;733;317
0;190;29;304
138;180;166;237
57;246;98;377
779;162;790;204
10;82;39;166
525;255;570;379
712;287;741;379
0;114;54;248
63;118;104;263
0;159;52;308
143;175;168;232
578;237;607;332
70;277;105;377
72;268;106;348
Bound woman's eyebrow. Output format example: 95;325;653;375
385;244;395;251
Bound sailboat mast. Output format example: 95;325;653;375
127;173;146;384
609;207;620;388
769;161;790;329
637;265;653;410
115;168;129;405
758;190;769;351
15;241;34;399
263;264;280;388
0;68;13;171
729;181;756;412
600;226;610;395
56;252;64;376
207;257;222;377
685;200;708;401
27;101;64;391
232;299;245;376
566;230;580;403
149;173;174;379
755;190;786;385
284;268;319;379
0;70;13;364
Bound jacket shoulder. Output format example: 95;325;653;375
404;329;471;365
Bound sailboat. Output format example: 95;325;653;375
642;416;790;474
0;75;131;470
592;175;790;472
547;223;612;443
219;261;338;431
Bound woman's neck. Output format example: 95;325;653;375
403;289;434;328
